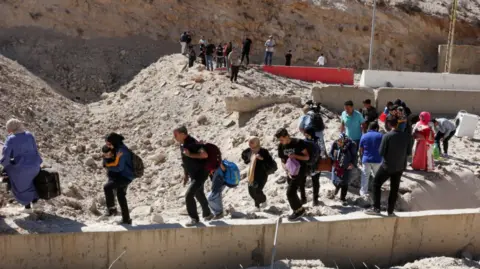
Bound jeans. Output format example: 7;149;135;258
287;173;306;211
360;163;381;196
206;55;214;71
248;178;267;207
241;51;250;65
264;51;273;65
372;166;403;214
231;65;240;82
216;57;224;68
185;171;212;221
434;130;455;154
104;177;131;221
207;170;226;216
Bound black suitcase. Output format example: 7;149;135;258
34;168;61;200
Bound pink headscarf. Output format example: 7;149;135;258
419;111;431;126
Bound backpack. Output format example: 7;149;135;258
203;143;222;173
265;158;278;175
222;160;241;187
308;112;325;132
130;151;144;178
303;139;320;167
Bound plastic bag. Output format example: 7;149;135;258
286;157;300;176
433;144;441;160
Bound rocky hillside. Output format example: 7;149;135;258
1;0;479;102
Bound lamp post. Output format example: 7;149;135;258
368;0;377;70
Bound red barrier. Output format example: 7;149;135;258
262;65;354;85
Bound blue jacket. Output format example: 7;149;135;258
104;145;134;181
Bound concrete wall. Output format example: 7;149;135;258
312;85;375;112
360;70;480;91
376;87;480;115
224;96;302;113
438;45;480;74
1;209;479;269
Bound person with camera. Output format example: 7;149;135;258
1;119;42;211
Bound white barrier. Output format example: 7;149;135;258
360;70;480;91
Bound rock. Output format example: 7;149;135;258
100;92;110;100
148;152;167;165
161;138;175;147
89;200;101;216
264;206;283;215
224;120;235;128
131;206;152;217
145;132;153;138
246;212;258;219
151;214;164;224
160;113;170;120
85;158;97;168
119;93;128;99
179;82;193;88
63;184;84;200
197;115;208;125
230;211;246;219
282;107;292;114
75;144;86;153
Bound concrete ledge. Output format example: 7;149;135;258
312;85;375;113
224;96;302;113
1;209;479;269
360;70;480;91
376;87;480;115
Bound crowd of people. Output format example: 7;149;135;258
179;31;328;82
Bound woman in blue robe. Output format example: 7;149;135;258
1;119;42;209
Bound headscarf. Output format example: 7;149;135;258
419;111;431;126
105;133;125;149
6;119;25;134
248;136;261;154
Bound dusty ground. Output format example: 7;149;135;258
0;53;479;236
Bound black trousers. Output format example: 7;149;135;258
241;51;250;65
188;58;195;67
298;173;320;201
287;174;306;211
248;178;267;207
372;166;403;214
434;130;455;154
104;177;131;221
231;65;240;82
185;171;211;221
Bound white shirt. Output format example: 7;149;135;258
316;56;326;66
265;39;276;52
199;39;206;45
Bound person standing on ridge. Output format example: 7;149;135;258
285;50;293;66
241;35;252;66
180;31;188;55
205;43;216;71
315;53;326;66
264;35;276;66
228;47;241;83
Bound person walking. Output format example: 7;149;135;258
205;43;216;71
103;133;134;225
242;137;276;211
275;128;309;221
432;118;456;158
341;100;365;151
315;53;326;66
241;35;252;66
303;128;322;206
365;115;412;216
285;50;293;66
1;119;42;211
228;47;241;83
264;35;275;65
173;126;213;226
329;133;357;205
358;122;383;197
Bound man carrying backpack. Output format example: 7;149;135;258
276;128;310;221
298;104;326;159
208;160;240;219
173;126;213;226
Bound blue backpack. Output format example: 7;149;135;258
222;160;241;187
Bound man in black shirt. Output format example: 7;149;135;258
361;99;378;132
174;126;213;226
365;116;412;216
275;128;310;221
241;35;252;65
205;43;216;71
285;50;293;66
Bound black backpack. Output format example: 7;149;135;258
130;151;144;178
303;139;321;167
309;112;325;132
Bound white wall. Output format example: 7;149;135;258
360;70;480;91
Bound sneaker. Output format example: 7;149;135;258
442;153;449;158
259;201;268;209
365;208;382;216
203;214;214;221
288;208;306;221
25;204;32;210
185;218;200;227
213;213;224;220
